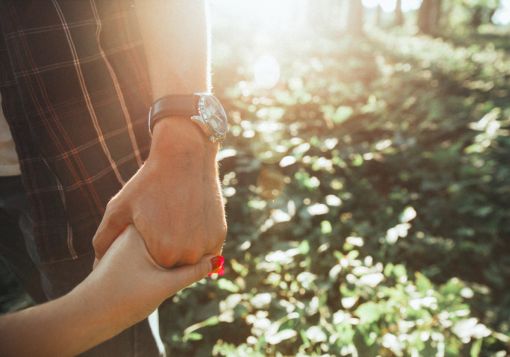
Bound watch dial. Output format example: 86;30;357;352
200;95;228;136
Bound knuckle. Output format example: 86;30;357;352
183;248;202;265
195;261;209;278
132;210;149;233
105;196;118;211
106;196;128;222
92;236;98;250
101;212;118;231
219;222;228;238
92;236;102;254
215;223;228;244
157;239;174;256
204;223;227;254
154;249;176;268
150;239;177;267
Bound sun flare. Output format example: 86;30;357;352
252;54;281;89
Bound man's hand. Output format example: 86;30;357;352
92;118;227;267
91;0;224;267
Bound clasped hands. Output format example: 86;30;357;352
0;122;227;357
90;119;227;318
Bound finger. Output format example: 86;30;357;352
163;254;214;294
207;223;227;257
92;199;130;263
203;240;224;266
211;241;224;256
176;248;204;266
149;242;179;269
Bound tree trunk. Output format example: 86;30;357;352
395;0;404;27
418;0;442;36
471;6;497;30
471;6;483;29
418;0;433;34
347;0;364;36
376;5;382;27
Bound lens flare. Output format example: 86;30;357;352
253;54;280;89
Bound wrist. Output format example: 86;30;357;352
67;282;119;334
69;273;132;343
52;288;117;355
149;117;218;164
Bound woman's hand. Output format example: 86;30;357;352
0;225;214;357
80;225;214;330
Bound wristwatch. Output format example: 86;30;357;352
148;93;228;143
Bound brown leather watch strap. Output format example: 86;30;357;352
148;95;200;134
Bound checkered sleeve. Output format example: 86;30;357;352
0;0;152;263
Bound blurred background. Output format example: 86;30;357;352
2;0;510;356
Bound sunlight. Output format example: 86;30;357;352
211;0;298;31
211;0;426;35
253;54;280;89
362;0;380;8
380;0;397;12
362;0;422;12
493;0;510;25
402;0;422;12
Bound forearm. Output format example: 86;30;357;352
0;291;114;357
90;1;225;269
0;225;213;356
135;0;209;98
135;0;213;155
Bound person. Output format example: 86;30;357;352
0;225;224;357
0;0;228;355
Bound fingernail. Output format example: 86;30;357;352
209;255;225;277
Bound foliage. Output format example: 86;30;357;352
445;0;501;30
159;29;510;356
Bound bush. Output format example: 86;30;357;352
159;31;510;356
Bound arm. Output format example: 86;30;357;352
92;0;227;268
135;0;209;97
0;226;214;357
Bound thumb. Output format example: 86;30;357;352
162;255;214;295
92;198;130;267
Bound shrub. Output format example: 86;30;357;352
160;31;510;356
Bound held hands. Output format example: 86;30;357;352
92;119;227;268
0;225;220;357
78;225;215;330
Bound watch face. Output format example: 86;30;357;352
198;95;228;138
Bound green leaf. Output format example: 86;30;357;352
415;272;432;293
355;302;383;324
184;332;203;342
470;339;482;357
321;220;333;234
218;278;240;293
331;106;354;124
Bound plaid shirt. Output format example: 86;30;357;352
0;0;152;263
